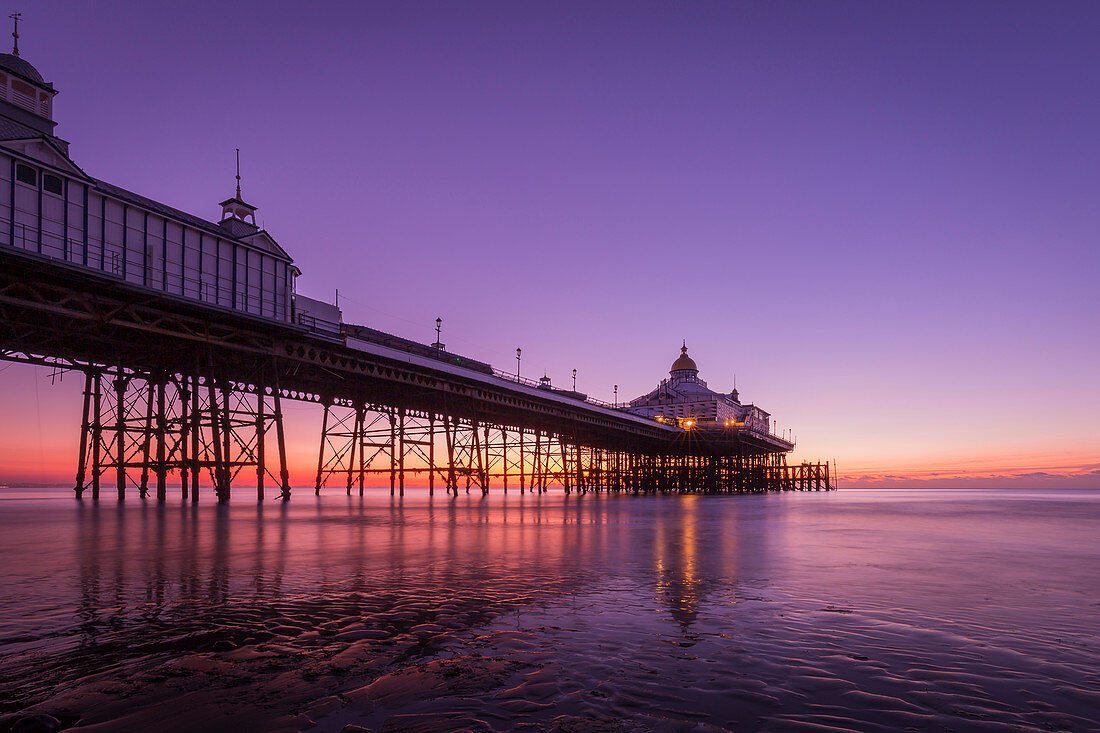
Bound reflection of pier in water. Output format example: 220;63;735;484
66;497;759;651
654;497;705;629
0;495;762;717
70;498;628;648
652;495;752;631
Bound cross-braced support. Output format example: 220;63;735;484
73;360;291;503
310;403;833;498
315;401;392;496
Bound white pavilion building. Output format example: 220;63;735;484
626;343;772;433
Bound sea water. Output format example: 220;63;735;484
0;487;1097;731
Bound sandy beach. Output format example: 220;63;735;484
1;489;1097;732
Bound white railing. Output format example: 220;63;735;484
491;368;630;411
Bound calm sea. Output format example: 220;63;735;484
0;488;1097;732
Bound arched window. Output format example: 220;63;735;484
43;173;63;196
15;164;36;186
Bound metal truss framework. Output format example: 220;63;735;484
70;357;292;502
315;402;832;497
2;354;831;503
0;247;832;502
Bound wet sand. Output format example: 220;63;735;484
0;488;1097;732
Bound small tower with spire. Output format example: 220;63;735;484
219;148;259;234
0;12;60;135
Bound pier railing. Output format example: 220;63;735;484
491;368;628;411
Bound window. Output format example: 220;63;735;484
43;173;63;196
15;164;36;186
11;79;34;111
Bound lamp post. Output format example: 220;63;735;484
614;384;618;407
516;348;522;382
434;317;442;350
572;369;577;391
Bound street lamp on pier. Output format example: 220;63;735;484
433;317;443;350
572;369;577;391
614;384;618;407
516;348;522;382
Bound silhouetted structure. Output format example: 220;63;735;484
0;39;831;501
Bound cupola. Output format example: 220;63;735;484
670;342;699;381
0;14;59;135
219;148;259;235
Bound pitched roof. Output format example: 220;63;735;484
0;114;294;264
0;116;43;141
237;229;292;261
0;119;78;171
218;216;259;238
92;178;293;263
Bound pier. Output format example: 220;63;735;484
0;44;832;501
0;244;831;500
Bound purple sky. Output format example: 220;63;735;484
2;1;1098;485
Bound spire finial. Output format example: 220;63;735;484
681;339;687;355
235;148;242;199
9;12;20;57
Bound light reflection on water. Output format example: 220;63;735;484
0;488;1098;731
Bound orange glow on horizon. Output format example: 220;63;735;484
6;448;1097;491
0;364;1096;490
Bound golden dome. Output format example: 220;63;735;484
670;342;698;373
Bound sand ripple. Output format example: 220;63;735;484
0;490;1097;731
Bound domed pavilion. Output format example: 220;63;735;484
625;343;772;433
